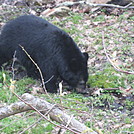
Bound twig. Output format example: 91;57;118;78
85;2;134;9
44;75;54;84
0;112;36;131
19;104;56;134
60;115;74;134
12;92;81;134
11;47;78;133
19;117;43;134
89;88;119;91
102;31;134;75
19;45;56;103
0;93;98;134
19;45;47;92
18;45;95;120
11;51;17;80
57;1;134;9
9;56;87;134
45;104;56;116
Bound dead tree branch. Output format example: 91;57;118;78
57;1;134;9
19;45;47;93
0;93;97;134
85;2;134;9
19;45;56;103
102;31;134;75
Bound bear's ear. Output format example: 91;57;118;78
83;52;89;61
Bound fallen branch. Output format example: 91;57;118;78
0;93;97;134
102;31;134;75
85;2;134;9
57;1;134;9
56;1;85;7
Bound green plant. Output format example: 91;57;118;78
93;15;105;22
87;68;125;91
88;94;115;108
124;117;132;124
0;70;11;83
125;99;134;110
69;13;83;24
0;70;36;103
16;77;36;93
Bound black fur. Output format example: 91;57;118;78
0;15;88;93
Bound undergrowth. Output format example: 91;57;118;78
0;11;134;134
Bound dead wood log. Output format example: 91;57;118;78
0;93;97;134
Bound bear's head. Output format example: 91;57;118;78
67;52;89;91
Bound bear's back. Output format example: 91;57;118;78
1;15;59;39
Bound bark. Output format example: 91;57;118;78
0;93;97;134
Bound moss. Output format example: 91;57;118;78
87;68;125;88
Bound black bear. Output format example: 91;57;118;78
0;15;89;93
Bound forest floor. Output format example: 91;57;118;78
0;1;134;134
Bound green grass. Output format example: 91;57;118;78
0;11;134;134
92;15;105;22
0;70;36;103
88;68;123;88
1;116;54;134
